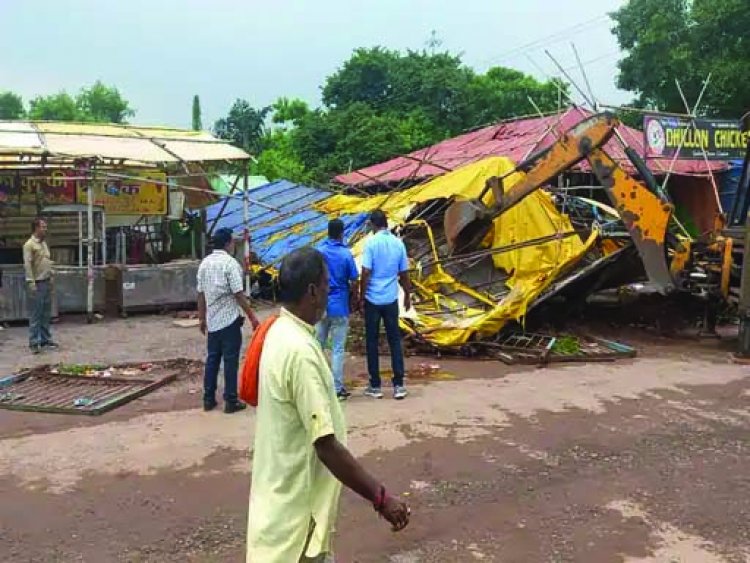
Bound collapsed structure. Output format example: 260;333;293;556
207;108;748;351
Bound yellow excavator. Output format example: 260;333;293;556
443;112;733;305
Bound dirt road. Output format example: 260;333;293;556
1;316;749;561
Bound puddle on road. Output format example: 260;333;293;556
346;363;456;389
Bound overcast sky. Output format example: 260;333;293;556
2;0;630;129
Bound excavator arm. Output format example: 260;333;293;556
586;148;676;292
443;111;680;294
444;112;617;253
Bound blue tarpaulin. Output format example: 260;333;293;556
204;179;367;267
719;160;745;214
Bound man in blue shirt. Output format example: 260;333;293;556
360;210;412;400
317;218;359;399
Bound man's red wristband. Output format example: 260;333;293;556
373;485;387;512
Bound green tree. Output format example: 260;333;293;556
192;95;202;131
322;47;400;110
689;0;750;116
466;68;568;128
214;99;271;154
28;92;79;121
76;81;134;123
322;48;476;135
287;103;442;181
0;91;24;119
284;46;567;180
271;97;311;127
27;82;135;122
611;0;749;116
251;131;310;183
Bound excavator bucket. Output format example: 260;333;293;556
444;112;617;254
444;176;504;253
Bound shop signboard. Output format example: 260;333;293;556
76;170;168;215
0;170;77;215
644;114;749;160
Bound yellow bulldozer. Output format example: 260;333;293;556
443;112;735;324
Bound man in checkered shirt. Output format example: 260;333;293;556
197;228;260;413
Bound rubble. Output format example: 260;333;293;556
317;156;639;353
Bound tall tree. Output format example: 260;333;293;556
466;67;567;128
272;97;311;127
689;0;750;117
28;92;79;121
0;91;24;119
192;95;202;131
322;47;565;136
611;0;749;116
214;99;271;154
27;82;135;122
251;130;311;184
76;81;134;123
286;47;567;180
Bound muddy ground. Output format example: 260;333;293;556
0;313;749;562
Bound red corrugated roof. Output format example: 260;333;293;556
335;107;726;186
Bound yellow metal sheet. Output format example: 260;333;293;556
320;156;524;216
318;156;595;347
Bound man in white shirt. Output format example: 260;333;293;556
197;228;260;413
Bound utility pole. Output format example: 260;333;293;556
739;213;750;355
735;112;750;358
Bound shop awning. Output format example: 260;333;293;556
0;121;250;167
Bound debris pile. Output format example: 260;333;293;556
318;156;635;351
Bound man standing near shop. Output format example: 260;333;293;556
197;228;260;413
24;217;57;354
316;218;358;400
247;247;409;562
360;210;411;400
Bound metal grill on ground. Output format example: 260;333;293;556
0;372;176;415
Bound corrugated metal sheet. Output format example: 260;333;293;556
335;107;727;186
205;180;367;266
0;120;250;165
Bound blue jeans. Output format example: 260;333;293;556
28;280;52;347
316;315;349;393
204;316;243;403
364;300;405;388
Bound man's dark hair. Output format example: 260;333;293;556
31;217;46;233
370;209;388;229
328;218;345;240
279;247;326;304
211;228;233;250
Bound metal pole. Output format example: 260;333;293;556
243;168;250;297
738;212;750;356
675;77;721;210
101;211;107;266
86;164;95;323
115;227;121;266
121;229;127;264
545;49;595;109
571;42;598;110
190;221;196;259
78;211;83;267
